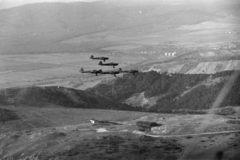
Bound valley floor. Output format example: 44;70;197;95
0;106;240;160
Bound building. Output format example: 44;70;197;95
90;119;121;126
136;121;161;132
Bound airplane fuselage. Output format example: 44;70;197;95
101;68;122;77
90;56;109;62
80;68;102;76
99;62;118;68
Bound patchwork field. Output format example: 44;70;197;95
144;60;240;74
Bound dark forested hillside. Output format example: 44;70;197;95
89;71;240;113
89;71;209;101
0;86;137;111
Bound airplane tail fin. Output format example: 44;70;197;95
119;68;122;72
80;68;84;73
104;57;109;62
99;61;103;65
90;55;94;59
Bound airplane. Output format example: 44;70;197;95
80;68;102;76
100;68;122;77
98;61;118;68
90;55;109;62
122;69;139;75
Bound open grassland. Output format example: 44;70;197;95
0;53;146;90
0;105;152;133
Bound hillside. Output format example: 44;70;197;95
0;0;239;54
90;71;240;113
0;86;137;111
0;108;20;123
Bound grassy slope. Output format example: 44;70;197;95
90;71;240;113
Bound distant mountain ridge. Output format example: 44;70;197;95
0;0;98;10
0;0;239;54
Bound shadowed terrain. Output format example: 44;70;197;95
0;86;135;110
90;70;240;113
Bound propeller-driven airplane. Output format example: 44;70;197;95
98;61;118;68
80;68;102;76
100;68;122;77
122;69;139;75
90;55;109;62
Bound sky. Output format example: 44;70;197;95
0;0;99;9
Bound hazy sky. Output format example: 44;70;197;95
0;0;99;9
0;0;224;10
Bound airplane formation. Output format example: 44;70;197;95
80;55;139;77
